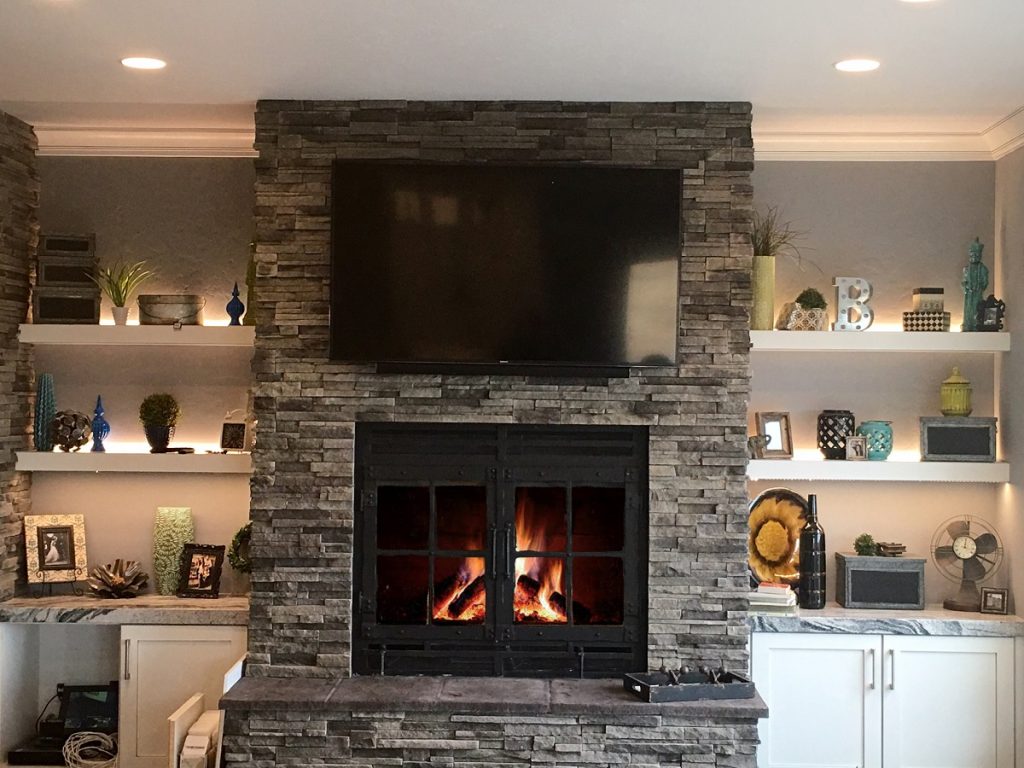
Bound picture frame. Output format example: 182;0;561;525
177;544;225;599
975;295;1006;332
24;514;88;584
220;422;247;452
980;587;1009;615
755;412;793;459
845;435;868;461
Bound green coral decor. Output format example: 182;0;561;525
153;507;194;595
854;533;878;556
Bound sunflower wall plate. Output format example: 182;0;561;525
748;488;808;585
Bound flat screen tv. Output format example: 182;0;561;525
330;161;680;370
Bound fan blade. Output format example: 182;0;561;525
963;557;986;581
946;520;969;540
934;546;956;564
975;533;998;555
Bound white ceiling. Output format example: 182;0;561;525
2;0;1023;159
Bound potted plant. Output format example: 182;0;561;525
91;260;155;325
751;207;805;330
776;287;829;331
139;393;180;453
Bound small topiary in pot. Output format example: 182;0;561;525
139;393;180;453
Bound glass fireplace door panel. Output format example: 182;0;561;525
514;487;568;624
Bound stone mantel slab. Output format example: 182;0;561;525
0;595;249;625
222;676;768;719
750;603;1024;637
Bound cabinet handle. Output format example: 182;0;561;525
124;639;131;681
888;649;895;690
867;648;875;690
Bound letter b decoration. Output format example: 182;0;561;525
833;277;874;331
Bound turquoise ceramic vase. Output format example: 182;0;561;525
856;420;893;461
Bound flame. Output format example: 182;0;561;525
432;556;486;622
513;493;567;623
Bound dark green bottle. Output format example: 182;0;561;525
798;495;826;609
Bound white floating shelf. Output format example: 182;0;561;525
18;324;255;347
750;330;1010;353
748;458;1009;483
16;451;252;474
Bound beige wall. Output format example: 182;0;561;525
751;160;1003;605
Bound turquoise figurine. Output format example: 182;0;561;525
34;373;56;451
961;238;989;332
226;282;245;326
91;395;110;452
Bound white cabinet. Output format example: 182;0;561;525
119;624;247;768
752;633;1014;768
882;635;1013;768
753;633;882;768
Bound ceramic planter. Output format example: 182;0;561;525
751;255;775;330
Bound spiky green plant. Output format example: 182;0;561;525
752;207;806;260
91;260;155;307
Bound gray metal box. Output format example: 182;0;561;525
920;416;997;462
835;552;926;610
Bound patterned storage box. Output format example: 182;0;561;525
903;311;950;332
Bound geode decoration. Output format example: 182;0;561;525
153;507;194;595
52;410;91;452
88;559;149;598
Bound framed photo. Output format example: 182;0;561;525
846;435;868;461
975;295;1006;332
24;514;87;584
755;412;793;459
220;422;247;452
980;587;1009;615
177;544;225;598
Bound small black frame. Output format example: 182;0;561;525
177;544;225;598
975;295;1006;332
220;422;247;451
980;587;1009;615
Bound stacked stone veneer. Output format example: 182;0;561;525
248;100;754;679
0;112;37;600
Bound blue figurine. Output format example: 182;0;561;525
226;282;245;326
91;395;110;452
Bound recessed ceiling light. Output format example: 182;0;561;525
834;59;881;73
121;57;166;70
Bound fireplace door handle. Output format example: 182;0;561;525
504;524;514;579
490;527;498;579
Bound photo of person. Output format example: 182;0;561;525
177;544;225;598
38;526;74;570
188;553;218;590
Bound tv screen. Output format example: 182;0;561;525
330;161;680;368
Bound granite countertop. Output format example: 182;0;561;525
222;676;768;719
0;594;249;625
749;603;1024;637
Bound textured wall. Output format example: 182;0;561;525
37;156;254;324
248;100;754;679
0;112;38;598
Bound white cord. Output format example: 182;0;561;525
63;731;118;768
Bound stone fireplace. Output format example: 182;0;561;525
223;99;761;766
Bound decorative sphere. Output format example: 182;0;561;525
53;410;92;452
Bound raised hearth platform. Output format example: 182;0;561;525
223;677;766;767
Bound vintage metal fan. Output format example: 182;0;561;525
931;515;1003;612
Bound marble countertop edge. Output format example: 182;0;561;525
749;603;1024;637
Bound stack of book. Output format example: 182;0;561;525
748;582;798;615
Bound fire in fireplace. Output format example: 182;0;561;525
353;423;648;677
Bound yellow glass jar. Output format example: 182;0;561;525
940;367;973;417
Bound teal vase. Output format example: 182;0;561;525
857;420;893;461
34;374;56;451
153;507;194;595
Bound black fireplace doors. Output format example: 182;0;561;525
353;424;648;678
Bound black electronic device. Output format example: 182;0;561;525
330;161;681;371
7;682;118;766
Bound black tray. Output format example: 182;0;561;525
623;670;756;703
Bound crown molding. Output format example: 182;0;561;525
985;106;1024;160
26;104;1024;162
33;126;257;158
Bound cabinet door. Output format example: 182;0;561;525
119;625;247;768
882;635;1013;768
752;632;883;768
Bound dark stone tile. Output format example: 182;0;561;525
549;678;768;719
326;675;444;711
220;677;335;710
439;677;550;713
